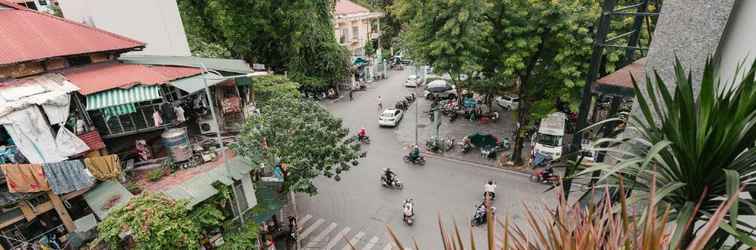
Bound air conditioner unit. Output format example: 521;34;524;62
198;117;219;135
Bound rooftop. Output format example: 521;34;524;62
594;58;646;96
335;0;370;16
0;0;144;65
59;62;203;95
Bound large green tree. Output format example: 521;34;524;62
177;0;351;89
393;0;487;96
478;0;604;164
234;78;360;194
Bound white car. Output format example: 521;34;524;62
495;95;520;110
378;108;404;127
405;75;420;87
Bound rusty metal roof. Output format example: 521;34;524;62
59;62;202;95
335;0;370;15
0;0;144;65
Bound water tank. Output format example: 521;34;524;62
161;127;192;162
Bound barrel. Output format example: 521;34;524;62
161;127;192;162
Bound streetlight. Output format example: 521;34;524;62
199;64;270;225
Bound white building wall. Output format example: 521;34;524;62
58;0;191;56
716;0;756;86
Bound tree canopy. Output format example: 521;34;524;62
97;193;201;249
234;77;360;194
177;0;351;89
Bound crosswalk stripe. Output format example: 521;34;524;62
306;222;337;247
382;243;393;250
342;231;365;250
297;214;312;231
300;218;324;239
325;227;351;250
363;236;379;250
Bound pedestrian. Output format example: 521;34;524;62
377;96;383;112
349;90;353;101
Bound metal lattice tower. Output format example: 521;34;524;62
564;0;661;200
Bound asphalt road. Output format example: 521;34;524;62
294;69;556;250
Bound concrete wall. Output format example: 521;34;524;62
716;0;756;86
58;0;191;57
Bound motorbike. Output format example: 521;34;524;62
402;199;415;225
395;100;409;110
381;173;404;189
483;191;496;201
404;94;416;103
358;135;371;144
530;168;560;186
471;203;494;226
449;111;458;122
403;155;426;165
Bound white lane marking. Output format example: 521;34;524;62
363;236;379;250
306;222;337;247
299;218;324;240
325;227;351;250
342;231;365;250
298;214;313;232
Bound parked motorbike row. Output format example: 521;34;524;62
394;93;416;110
528;152;560;186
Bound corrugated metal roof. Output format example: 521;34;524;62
596;58;646;90
60;62;203;95
0;0;144;65
163;157;253;208
168;72;225;94
335;0;370;15
77;130;106;151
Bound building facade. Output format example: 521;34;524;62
57;0;192;57
333;0;383;57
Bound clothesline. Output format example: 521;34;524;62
1;154;121;194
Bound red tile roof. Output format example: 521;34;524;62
335;0;370;15
0;0;145;65
78;130;106;151
596;58;646;90
60;62;203;95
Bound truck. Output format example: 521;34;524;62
531;112;567;160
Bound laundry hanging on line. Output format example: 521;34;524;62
83;154;121;181
1;163;50;193
42;160;94;195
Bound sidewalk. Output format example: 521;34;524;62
394;96;532;171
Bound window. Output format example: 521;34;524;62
231;181;249;216
352;26;359;41
339;28;348;44
537;133;562;147
38;0;47;6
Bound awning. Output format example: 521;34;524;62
0;73;79;118
168;72;225;94
593;58;645;97
83;181;134;220
353;57;368;66
163;157;253;208
85;85;161;112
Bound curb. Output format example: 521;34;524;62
421;151;530;177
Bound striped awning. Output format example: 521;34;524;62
85;85;161;111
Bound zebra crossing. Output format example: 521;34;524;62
296;214;396;250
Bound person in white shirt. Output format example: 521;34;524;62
484;180;496;200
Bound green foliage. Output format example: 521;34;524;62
220;221;260;250
190;201;225;231
252;75;302;104
579;59;756;246
365;40;377;57
97;193;201;249
394;0;486;88
187;33;233;58
146;168;166;182
234;95;360;194
177;0;351;89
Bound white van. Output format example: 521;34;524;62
532;112;567;160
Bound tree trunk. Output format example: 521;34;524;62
511;32;548;165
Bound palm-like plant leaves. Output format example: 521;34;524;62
579;58;756;245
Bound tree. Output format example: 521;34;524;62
393;0;487;98
234;89;360;194
580;59;756;247
478;0;603;165
97;193;201;249
177;0;351;89
251;75;302;104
